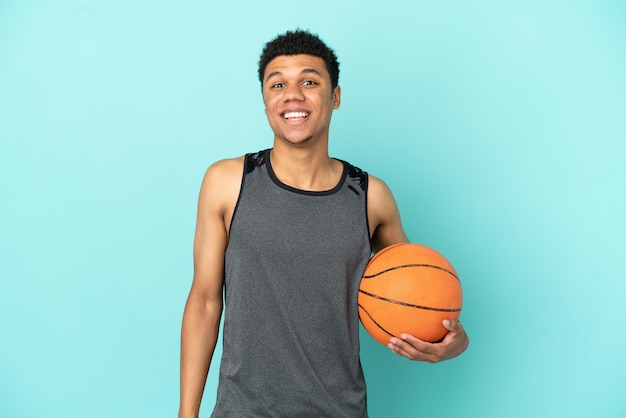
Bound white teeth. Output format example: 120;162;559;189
283;111;308;119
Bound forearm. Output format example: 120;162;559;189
179;294;222;418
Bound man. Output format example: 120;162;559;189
179;30;468;418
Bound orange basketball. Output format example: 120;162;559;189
358;243;462;345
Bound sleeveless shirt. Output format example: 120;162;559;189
211;149;372;417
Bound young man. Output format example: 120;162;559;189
179;30;468;418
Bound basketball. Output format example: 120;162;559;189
358;243;462;345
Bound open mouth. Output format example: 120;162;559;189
282;111;309;120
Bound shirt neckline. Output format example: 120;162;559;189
264;149;348;196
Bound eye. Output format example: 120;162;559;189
302;80;317;86
271;82;285;89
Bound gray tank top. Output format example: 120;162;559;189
211;149;372;417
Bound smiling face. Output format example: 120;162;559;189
262;54;341;147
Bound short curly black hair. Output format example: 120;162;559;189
258;29;340;89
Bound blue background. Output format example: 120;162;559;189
1;1;625;417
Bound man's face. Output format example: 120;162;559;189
262;54;341;146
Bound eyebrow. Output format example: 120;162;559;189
265;68;324;83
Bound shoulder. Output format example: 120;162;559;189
205;155;245;179
205;149;270;181
367;174;397;222
367;174;394;202
199;156;245;215
201;156;245;192
367;174;409;251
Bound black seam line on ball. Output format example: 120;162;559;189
359;289;462;312
358;304;396;337
362;263;459;281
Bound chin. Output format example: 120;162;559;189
279;134;314;146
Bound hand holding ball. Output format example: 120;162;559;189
358;243;462;345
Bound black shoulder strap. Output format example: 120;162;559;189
344;161;368;192
244;149;269;174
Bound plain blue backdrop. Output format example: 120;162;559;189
1;1;625;417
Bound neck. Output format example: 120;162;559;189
269;143;341;191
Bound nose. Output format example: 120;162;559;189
283;83;305;101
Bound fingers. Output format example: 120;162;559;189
388;334;441;363
388;320;469;363
441;319;464;341
443;319;463;333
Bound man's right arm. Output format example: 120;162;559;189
178;158;243;418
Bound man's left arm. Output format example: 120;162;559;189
367;175;469;362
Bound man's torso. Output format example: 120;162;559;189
211;149;371;417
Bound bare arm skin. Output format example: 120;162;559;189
178;158;243;418
367;175;469;362
367;175;410;252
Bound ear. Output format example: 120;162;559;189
332;85;341;109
